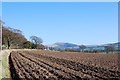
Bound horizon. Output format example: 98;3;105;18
2;2;118;45
46;41;118;46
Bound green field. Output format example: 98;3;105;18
0;50;11;79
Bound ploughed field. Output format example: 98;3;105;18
9;50;120;80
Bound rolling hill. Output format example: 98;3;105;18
46;42;120;51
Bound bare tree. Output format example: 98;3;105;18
79;45;86;52
30;36;43;49
2;26;27;49
104;46;114;54
2;27;14;49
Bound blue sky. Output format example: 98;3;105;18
2;2;118;45
0;2;2;19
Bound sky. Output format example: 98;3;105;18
2;2;118;45
0;2;1;18
1;0;119;2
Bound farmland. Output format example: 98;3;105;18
9;50;120;80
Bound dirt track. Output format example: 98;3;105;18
9;50;120;80
0;50;11;79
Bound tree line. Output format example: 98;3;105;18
1;20;117;53
2;22;45;49
48;45;116;54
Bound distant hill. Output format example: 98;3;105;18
102;42;120;51
46;42;120;51
47;42;79;50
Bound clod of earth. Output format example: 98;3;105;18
9;51;120;80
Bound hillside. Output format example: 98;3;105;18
47;42;120;51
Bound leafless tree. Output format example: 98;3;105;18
30;36;43;45
79;45;86;52
30;36;43;49
104;46;114;53
2;26;27;49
